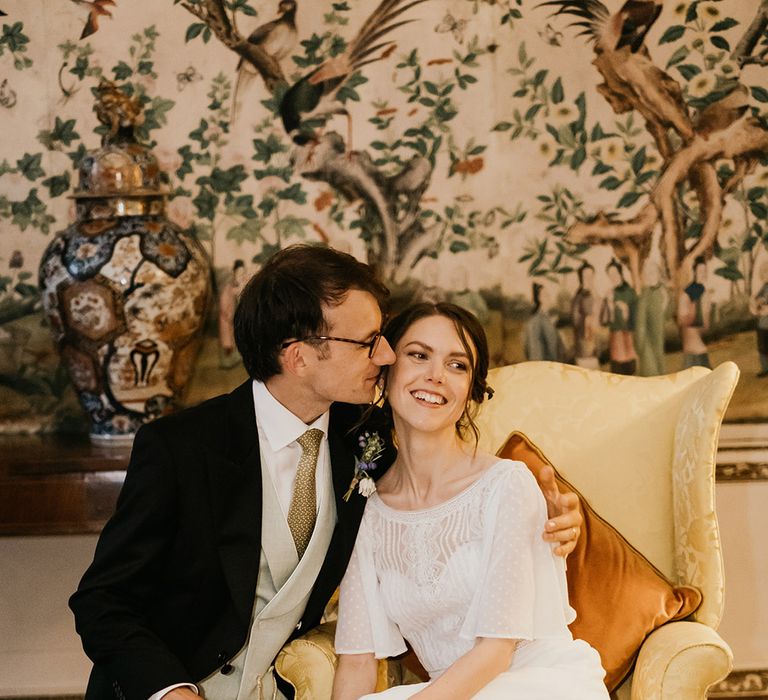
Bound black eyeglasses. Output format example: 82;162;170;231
281;331;383;358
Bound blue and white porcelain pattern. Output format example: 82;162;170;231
39;124;211;444
41;213;210;443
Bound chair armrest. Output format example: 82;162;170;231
630;621;733;700
275;621;338;700
274;621;395;699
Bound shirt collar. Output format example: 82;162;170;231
252;380;329;452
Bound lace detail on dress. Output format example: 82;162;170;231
369;480;489;601
335;460;576;679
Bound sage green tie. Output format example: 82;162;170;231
287;428;323;559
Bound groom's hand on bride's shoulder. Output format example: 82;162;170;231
536;465;582;558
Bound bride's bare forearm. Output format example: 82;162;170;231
411;638;518;700
332;653;378;700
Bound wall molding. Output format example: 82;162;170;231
717;424;768;482
720;424;768;450
709;669;768;697
716;460;768;482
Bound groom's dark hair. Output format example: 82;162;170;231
234;244;389;381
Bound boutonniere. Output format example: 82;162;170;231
343;431;385;501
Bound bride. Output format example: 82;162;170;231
332;303;609;700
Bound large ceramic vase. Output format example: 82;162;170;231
39;82;211;444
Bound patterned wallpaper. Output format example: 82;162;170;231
1;0;768;429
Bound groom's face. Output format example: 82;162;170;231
304;289;396;405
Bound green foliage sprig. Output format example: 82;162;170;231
0;21;32;70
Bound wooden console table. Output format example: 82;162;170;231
0;434;130;536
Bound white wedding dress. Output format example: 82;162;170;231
335;460;609;699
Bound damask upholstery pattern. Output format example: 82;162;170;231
630;622;733;700
671;369;738;629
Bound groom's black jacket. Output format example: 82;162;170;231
69;380;395;700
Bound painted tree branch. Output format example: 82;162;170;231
568;208;656;287
562;1;768;292
568;117;768;286
685;162;722;279
731;1;768;66
723;156;757;195
294;133;433;281
593;47;694;155
180;0;285;91
587;47;694;277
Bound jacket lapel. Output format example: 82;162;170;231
206;380;263;625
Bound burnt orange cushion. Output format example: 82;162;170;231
499;431;702;692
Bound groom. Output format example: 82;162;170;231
70;245;581;700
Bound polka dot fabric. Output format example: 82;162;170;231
335;460;607;697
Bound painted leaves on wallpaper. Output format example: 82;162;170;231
1;0;768;405
176;0;505;282
497;0;768;306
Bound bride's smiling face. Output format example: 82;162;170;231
387;315;475;434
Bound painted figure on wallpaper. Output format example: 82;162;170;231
635;258;667;376
751;260;768;378
571;261;600;369
677;257;713;369
218;259;248;369
600;259;637;375
231;0;298;125
523;281;566;362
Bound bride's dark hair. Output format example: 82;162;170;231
380;302;493;444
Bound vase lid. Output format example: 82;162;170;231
72;80;168;200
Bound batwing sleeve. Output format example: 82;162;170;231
335;509;407;659
460;461;575;643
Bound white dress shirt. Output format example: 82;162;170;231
149;380;331;700
251;379;331;517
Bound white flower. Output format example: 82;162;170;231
537;134;559;160
549;104;577;129
358;476;377;498
343;431;385;501
598;140;624;165
688;72;716;98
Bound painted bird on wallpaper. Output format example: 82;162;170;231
70;0;117;40
539;0;663;53
232;0;298;124
279;0;427;150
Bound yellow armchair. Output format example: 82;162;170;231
276;361;739;700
